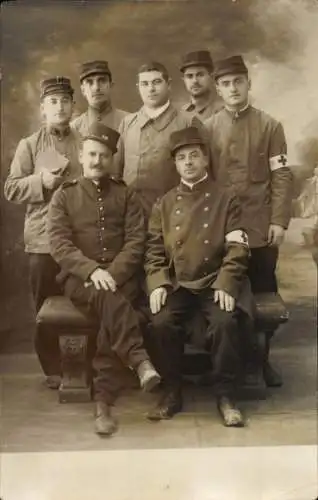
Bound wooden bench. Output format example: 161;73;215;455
36;293;289;403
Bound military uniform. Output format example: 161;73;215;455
4;76;81;376
71;103;128;135
48;173;152;404
145;127;251;398
182;97;222;122
205;56;293;293
71;59;129;135
115;104;201;217
180;50;221;122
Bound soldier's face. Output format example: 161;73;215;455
41;94;73;126
216;73;250;108
137;71;171;108
80;139;113;180
81;74;112;108
182;66;212;97
174;145;208;183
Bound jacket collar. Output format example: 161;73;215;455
138;103;178;130
46;124;71;138
80;175;110;198
87;102;113;122
224;103;250;120
178;173;212;193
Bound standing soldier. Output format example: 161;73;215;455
115;61;201;218
180;50;221;121
205;55;293;386
4;77;81;388
47;123;160;436
71;60;128;136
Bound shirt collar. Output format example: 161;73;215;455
143;100;170;119
181;172;208;191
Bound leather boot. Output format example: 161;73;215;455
147;387;183;421
95;401;117;436
45;375;61;390
217;395;245;427
136;360;161;392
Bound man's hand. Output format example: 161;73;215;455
150;287;168;314
214;289;235;312
89;268;117;292
268;224;285;246
41;170;64;190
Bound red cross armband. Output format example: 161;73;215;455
269;153;288;171
225;230;249;246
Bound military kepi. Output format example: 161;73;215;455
40;77;74;99
169;126;205;155
83;123;120;154
80;60;112;82
214;55;248;80
180;50;213;72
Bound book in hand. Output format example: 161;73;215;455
35;149;70;175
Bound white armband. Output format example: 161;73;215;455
225;230;249;246
269;154;288;171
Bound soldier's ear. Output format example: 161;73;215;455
215;82;222;97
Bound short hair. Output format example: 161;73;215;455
137;61;170;82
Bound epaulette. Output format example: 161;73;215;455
62;179;78;188
109;176;126;186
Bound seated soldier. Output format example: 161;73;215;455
47;123;160;436
145;126;252;427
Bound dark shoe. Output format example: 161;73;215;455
136;360;161;392
263;361;283;387
95;401;117;436
45;375;61;390
217;396;245;427
147;389;183;421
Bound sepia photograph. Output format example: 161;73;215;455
0;0;317;498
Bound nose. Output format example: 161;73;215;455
92;81;100;92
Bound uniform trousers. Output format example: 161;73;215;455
63;276;149;405
150;287;242;397
29;253;62;376
248;246;278;294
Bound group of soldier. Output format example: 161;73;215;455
4;50;293;436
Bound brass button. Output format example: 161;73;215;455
176;225;180;231
204;239;209;244
204;193;211;198
203;223;208;228
175;209;181;215
204;257;209;261
204;206;209;212
176;195;182;201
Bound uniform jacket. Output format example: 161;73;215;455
204;106;293;248
115;103;201;217
182;96;223;122
145;176;250;302
4;126;81;253
71;103;128;135
47;176;146;293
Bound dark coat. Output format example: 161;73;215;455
145;176;253;316
47;176;146;298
